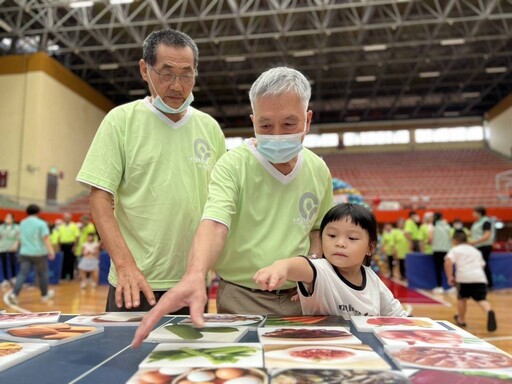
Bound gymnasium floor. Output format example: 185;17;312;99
2;278;511;354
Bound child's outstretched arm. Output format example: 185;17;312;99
253;256;314;291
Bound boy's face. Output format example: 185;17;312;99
321;218;373;272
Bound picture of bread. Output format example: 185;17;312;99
0;342;23;357
28;323;71;330
42;332;83;340
66;326;96;333
8;327;59;338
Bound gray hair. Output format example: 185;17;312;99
142;29;199;69
249;67;311;110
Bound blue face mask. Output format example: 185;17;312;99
152;92;194;114
255;128;306;164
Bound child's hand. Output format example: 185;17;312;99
253;264;287;291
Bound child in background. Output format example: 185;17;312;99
78;233;100;289
253;203;406;319
445;230;497;332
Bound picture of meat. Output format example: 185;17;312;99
289;348;355;361
389;346;512;370
378;330;464;346
367;317;415;326
258;326;361;345
351;316;446;332
262;328;351;339
271;369;410;384
411;369;512;384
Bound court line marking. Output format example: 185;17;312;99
3;289;31;313
68;316;176;383
68;344;132;384
387;277;452;306
482;336;512;342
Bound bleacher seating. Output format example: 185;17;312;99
323;148;512;209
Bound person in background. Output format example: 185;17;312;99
74;214;97;260
132;67;333;347
253;203;406;318
470;206;494;289
393;218;410;281
445;230;497;332
451;218;471;239
7;205;55;305
78;233;101;289
0;213;19;289
58;213;80;281
419;211;434;255
431;212;452;294
404;211;421;252
380;223;395;278
77;28;226;312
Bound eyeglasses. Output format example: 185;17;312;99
148;65;196;85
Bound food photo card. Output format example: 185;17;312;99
264;315;350;328
258;326;361;345
0;342;49;372
0;312;61;329
127;367;268;384
145;323;248;343
65;312;152;327
385;345;512;373
177;314;265;327
263;344;391;370
139;343;264;369
374;328;496;350
405;368;512;383
0;322;104;346
269;368;410;384
351;316;446;332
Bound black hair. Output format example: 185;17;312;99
142;29;199;68
473;206;486;216
408;211;417;218
26;204;40;215
434;211;443;224
320;203;377;266
453;229;467;243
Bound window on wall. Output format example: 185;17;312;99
415;126;484;143
343;130;410;146
303;133;339;148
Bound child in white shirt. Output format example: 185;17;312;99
78;233;100;289
253;203;406;319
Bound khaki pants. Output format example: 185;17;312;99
217;279;302;316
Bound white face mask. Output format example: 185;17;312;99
147;69;193;114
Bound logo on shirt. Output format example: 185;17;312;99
293;192;319;226
190;138;212;168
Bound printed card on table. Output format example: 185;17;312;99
139;343;264;369
404;368;512;383
0;312;61;329
258;326;361;345
65;312;151;327
350;316;446;332
127;367;268;384
385;345;512;373
0;322;104;346
269;368;409;384
264;344;390;370
0;342;49;372
145;323;248;343
374;327;496;350
177;314;265;328
264;315;350;328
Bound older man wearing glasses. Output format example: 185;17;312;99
77;29;226;313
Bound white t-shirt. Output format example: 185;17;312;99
298;258;406;319
445;243;487;283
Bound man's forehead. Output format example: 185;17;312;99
158;60;194;70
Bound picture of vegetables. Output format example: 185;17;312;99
163;324;239;340
147;345;259;365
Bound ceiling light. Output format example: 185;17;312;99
70;1;94;8
485;66;507;74
355;75;376;82
47;44;60;52
292;50;316;57
99;63;119;70
419;71;440;78
462;91;480;98
128;89;147;96
363;44;388;52
0;19;13;33
109;0;133;4
440;38;465;46
224;56;246;62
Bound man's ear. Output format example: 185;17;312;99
139;59;149;81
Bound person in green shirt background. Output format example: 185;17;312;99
58;213;80;281
404;211;422;252
393;218;410;281
419;211;434;255
74;214;98;259
380;223;395;278
431;212;453;293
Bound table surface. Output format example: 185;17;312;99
0;315;479;384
